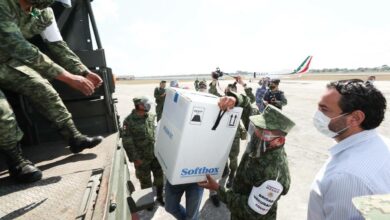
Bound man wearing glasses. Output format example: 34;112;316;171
308;79;390;219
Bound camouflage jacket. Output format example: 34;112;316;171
154;87;166;106
219;92;291;220
218;150;290;220
0;1;88;80
244;87;256;104
122;110;156;162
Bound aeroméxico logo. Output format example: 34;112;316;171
181;167;219;177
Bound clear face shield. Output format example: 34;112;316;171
245;122;286;158
140;97;156;112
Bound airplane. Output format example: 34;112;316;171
252;55;313;79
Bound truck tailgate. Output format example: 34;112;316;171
0;133;119;220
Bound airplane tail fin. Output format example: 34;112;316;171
294;56;313;77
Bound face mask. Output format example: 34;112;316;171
313;111;349;138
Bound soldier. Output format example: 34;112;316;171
198;80;207;93
200;102;295;220
154;80;166;121
208;82;250;207
0;0;103;183
122;96;164;206
194;78;200;91
263;79;287;110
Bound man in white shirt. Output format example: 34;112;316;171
308;79;390;220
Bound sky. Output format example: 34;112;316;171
91;0;390;76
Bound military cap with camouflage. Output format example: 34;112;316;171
249;104;295;133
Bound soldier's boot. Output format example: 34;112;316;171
156;186;165;206
2;144;42;183
210;194;220;207
58;121;103;154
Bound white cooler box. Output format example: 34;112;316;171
155;88;242;185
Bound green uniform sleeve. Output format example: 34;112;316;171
122;118;139;162
244;87;256;104
45;40;89;75
226;91;254;129
0;4;65;79
208;80;223;97
218;186;260;219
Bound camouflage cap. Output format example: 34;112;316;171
199;80;207;87
353;194;390;219
249;105;295;133
28;0;55;9
133;96;151;105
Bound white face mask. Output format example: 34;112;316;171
313;111;349;138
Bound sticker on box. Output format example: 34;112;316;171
190;107;205;125
227;112;240;127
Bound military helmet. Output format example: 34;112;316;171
249;105;295;134
28;0;55;9
133;96;155;111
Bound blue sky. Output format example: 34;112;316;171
92;0;390;76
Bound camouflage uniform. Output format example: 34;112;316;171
217;98;295;220
227;123;247;183
0;89;23;149
353;194;390;219
122;108;163;192
0;1;90;138
194;79;199;91
154;86;166;121
0;0;102;182
242;86;259;129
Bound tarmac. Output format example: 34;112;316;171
115;78;390;220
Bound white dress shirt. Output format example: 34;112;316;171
308;129;390;220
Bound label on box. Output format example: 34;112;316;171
227;111;240;128
190;107;205;125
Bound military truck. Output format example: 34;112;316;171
0;1;152;219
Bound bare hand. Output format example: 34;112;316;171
198;174;219;191
134;159;143;167
218;96;237;111
56;72;95;96
86;71;103;88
